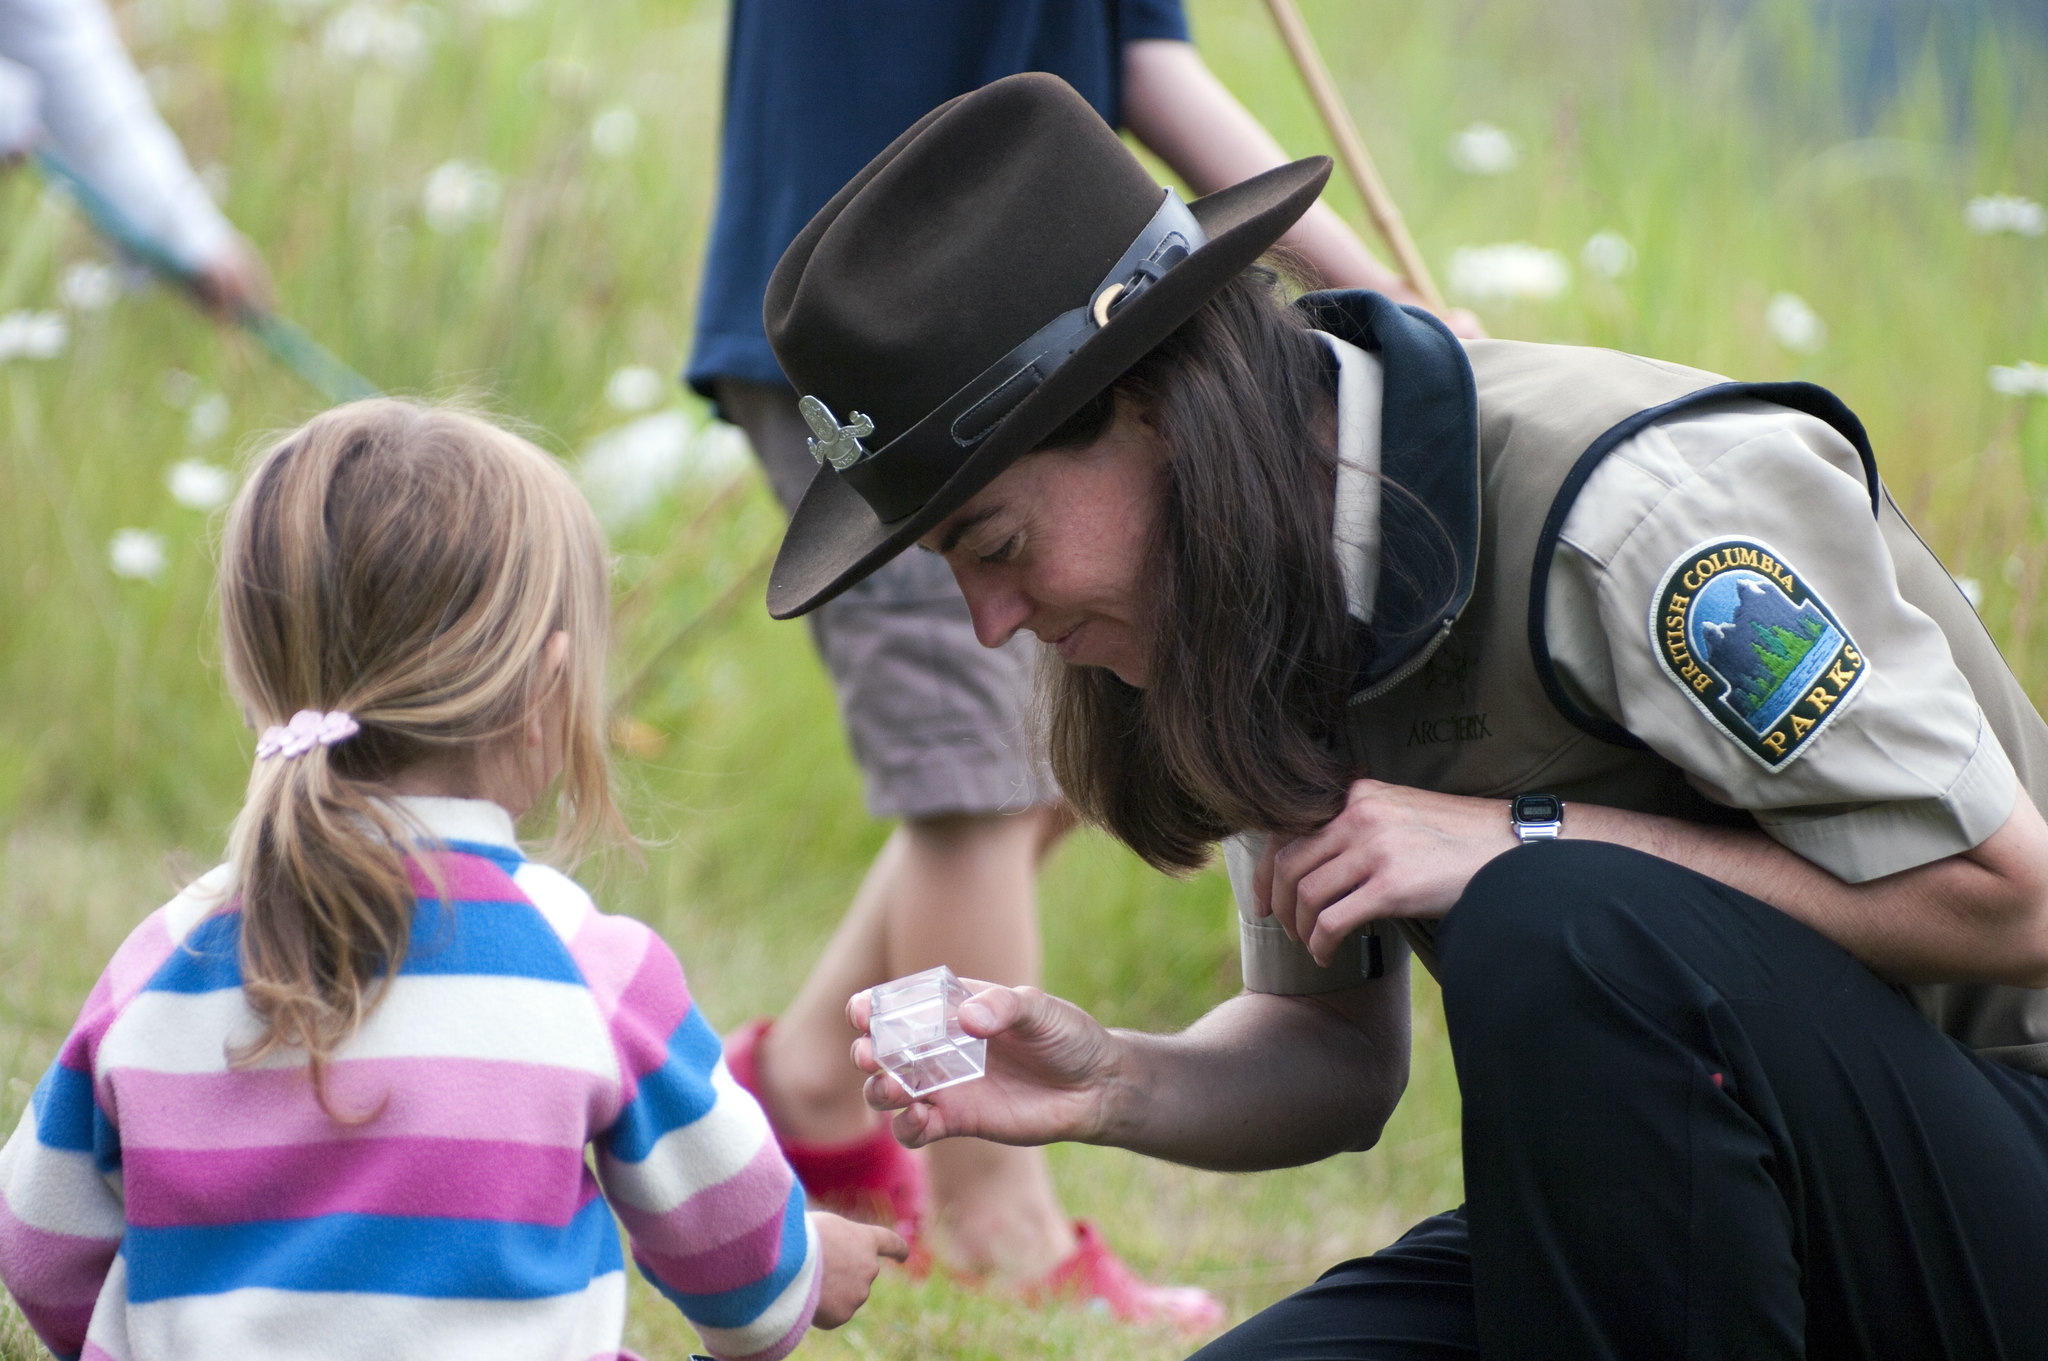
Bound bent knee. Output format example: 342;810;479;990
1437;841;1675;997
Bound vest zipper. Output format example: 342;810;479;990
1347;619;1457;707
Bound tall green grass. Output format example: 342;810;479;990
1;0;2043;1357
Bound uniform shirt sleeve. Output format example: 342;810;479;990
1223;832;1406;993
0;0;234;271
1546;398;2017;883
591;923;820;1361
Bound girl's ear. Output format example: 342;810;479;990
526;631;571;749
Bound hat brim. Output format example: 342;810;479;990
767;156;1333;620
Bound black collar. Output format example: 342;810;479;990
1297;291;1481;694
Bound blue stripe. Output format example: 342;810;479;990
603;1005;724;1163
124;1198;623;1303
30;1063;96;1153
400;897;583;983
144;896;582;993
145;912;244;993
639;1190;810;1329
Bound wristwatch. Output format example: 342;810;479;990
1509;793;1564;843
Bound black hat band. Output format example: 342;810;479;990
827;188;1208;525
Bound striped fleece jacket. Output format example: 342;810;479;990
0;796;820;1361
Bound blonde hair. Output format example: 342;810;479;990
218;398;620;1110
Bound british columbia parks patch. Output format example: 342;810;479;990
1649;538;1867;770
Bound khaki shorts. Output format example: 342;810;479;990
717;380;1056;820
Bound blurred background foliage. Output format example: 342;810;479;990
1;0;2044;1356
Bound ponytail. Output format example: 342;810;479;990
217;399;620;1119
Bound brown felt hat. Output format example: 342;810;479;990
764;71;1331;619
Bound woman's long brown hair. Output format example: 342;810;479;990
217;399;621;1115
1042;269;1361;873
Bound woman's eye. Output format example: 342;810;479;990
977;537;1018;566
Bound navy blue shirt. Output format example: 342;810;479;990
687;0;1190;398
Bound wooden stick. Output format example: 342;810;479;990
1263;0;1446;312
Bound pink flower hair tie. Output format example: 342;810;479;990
255;709;361;761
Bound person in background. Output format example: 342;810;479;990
0;0;270;317
0;400;904;1361
685;0;1480;1329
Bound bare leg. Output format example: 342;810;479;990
757;805;1079;1278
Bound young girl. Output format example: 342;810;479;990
0;399;905;1361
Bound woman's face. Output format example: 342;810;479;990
919;396;1164;687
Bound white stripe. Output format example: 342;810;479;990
105;1272;627;1361
598;1060;771;1214
161;864;234;946
97;976;616;1079
81;1253;133;1361
512;862;595;943
0;1116;126;1239
691;1216;819;1361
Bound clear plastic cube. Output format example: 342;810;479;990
866;965;987;1096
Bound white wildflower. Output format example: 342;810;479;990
1964;194;2046;237
0;310;69;361
109;529;168;582
1955;577;1983;611
422;160;501;234
58;262;121;312
323;4;428;70
186;392;231;444
591;105;639;159
1989;361;2048;397
160;368;198;409
605;364;666;412
1765;293;1826;354
1448;243;1569;304
167;459;235;511
579;411;693;530
1581;230;1635;280
579;415;751;530
198;162;229;204
1449;123;1518;176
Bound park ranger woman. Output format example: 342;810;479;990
768;74;2048;1358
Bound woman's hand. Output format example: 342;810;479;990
1256;779;1517;965
848;982;1119;1150
807;1211;909;1328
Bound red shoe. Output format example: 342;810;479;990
1023;1220;1225;1335
723;1017;929;1243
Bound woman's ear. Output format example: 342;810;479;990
526;631;571;749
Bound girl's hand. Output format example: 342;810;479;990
848;982;1120;1150
808;1211;909;1329
1254;779;1518;965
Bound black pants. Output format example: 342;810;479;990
1192;841;2048;1360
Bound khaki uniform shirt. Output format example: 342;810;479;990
1230;335;2015;994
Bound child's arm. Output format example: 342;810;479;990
1121;37;1484;338
0;1052;125;1361
590;926;831;1361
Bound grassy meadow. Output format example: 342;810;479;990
2;0;2045;1356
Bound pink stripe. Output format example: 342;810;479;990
633;1207;789;1296
63;908;189;1078
0;1202;116;1346
123;1138;599;1228
406;851;522;902
111;1057;606;1152
82;1344;122;1361
610;1140;795;1256
562;911;655;1024
607;944;694;1115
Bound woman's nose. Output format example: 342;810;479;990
952;569;1031;649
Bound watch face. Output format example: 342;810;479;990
1514;794;1561;823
